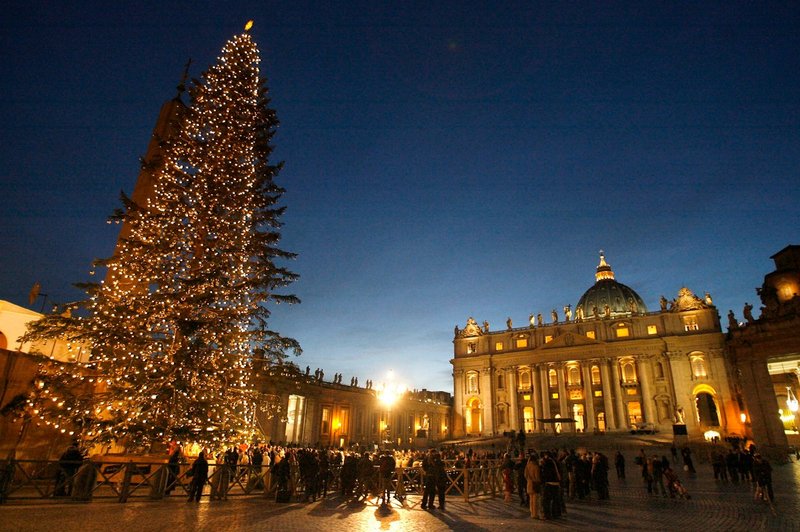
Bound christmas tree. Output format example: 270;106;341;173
21;23;300;448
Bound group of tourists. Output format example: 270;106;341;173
709;445;774;502
50;435;776;514
501;448;611;520
633;448;691;499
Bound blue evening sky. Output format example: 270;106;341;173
1;2;798;392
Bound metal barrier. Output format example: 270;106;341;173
0;457;503;504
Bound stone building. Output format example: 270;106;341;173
727;245;800;455
253;363;451;448
451;253;743;441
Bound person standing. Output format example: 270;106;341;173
165;445;182;495
524;452;542;519
540;451;561;519
378;450;396;506
501;453;514;502
421;449;437;510
434;450;447;511
187;451;209;502
614;451;625;479
55;441;84;496
681;446;696;474
515;452;529;507
752;454;774;502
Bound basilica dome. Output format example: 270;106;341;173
575;253;648;319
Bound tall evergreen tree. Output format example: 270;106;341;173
22;25;299;447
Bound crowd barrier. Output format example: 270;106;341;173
0;457;504;504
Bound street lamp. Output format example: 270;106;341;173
376;371;404;449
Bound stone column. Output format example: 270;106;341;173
538;365;550;425
582;364;596;431
453;369;465;437
507;367;519;430
611;359;628;428
557;363;570;431
637;357;656;424
481;367;494;435
533;365;544;432
600;361;617;430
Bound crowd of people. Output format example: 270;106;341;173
49;435;778;514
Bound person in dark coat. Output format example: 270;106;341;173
421;449;437;510
614;451;625;479
55;441;84;496
340;452;358;498
166;446;182;495
378;450;396;505
752;454;773;501
187;451;209;502
540;451;561;519
515;452;529;506
434;451;448;510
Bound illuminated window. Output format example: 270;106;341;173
549;369;558;387
552;393;559;399
568;366;580;385
523;394;531;401
594;390;603;397
627;401;643;425
691;355;708;378
467;371;479;394
626;388;638;395
586;331;596;340
683;317;699;331
495;341;504;351
616;326;630;338
622;362;637;383
519;370;531;390
597;412;606;431
591;365;601;385
647;325;658;335
321;407;331;435
544;335;553;343
515;338;529;348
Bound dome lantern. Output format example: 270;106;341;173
575;252;648;319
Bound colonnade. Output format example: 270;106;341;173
454;355;669;436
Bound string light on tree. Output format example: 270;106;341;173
19;23;300;449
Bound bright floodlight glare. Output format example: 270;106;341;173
379;386;398;407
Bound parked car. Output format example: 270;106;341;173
630;422;658;434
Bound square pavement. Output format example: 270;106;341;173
2;461;800;531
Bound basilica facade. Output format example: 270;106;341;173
451;254;743;441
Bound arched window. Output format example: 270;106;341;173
622;362;637;383
519;370;531;390
691;355;707;378
467;371;479;394
591;366;601;385
568;366;580;386
549;369;558;387
0;331;7;350
496;404;507;426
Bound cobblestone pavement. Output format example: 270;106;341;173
3;461;800;532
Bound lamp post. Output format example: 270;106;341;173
376;371;404;450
